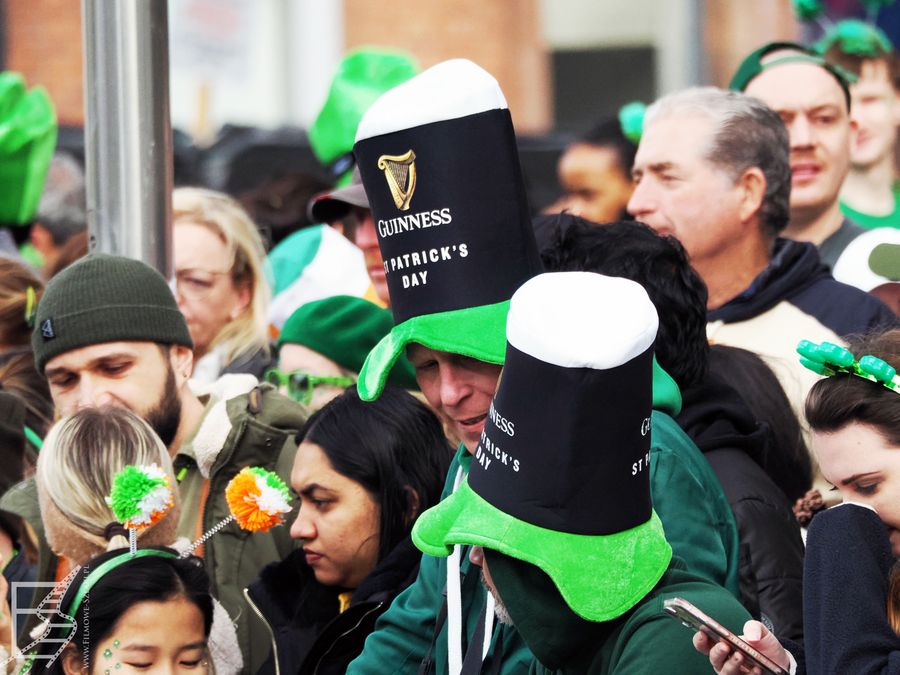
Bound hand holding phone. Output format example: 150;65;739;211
664;597;788;675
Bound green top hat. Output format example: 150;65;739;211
0;72;57;226
308;48;419;182
353;59;542;401
413;272;673;622
278;295;417;389
730;41;855;107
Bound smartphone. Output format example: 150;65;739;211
663;597;787;675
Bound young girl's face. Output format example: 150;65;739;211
814;422;900;555
87;596;207;674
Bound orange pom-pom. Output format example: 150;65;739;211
225;467;292;532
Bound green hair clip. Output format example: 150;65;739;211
618;101;646;146
815;18;894;57
797;339;899;393
24;285;36;328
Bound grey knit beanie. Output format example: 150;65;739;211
32;253;193;372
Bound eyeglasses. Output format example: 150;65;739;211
263;368;355;405
171;268;230;302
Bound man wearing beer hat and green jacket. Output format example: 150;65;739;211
347;59;741;675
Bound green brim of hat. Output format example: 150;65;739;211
412;479;672;622
357;299;509;401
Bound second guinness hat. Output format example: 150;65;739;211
353;59;541;401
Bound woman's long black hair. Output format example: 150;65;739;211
299;386;452;563
30;547;213;674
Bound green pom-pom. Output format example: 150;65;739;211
816;19;893;57
792;0;825;21
105;464;170;527
248;466;290;499
618;101;646;145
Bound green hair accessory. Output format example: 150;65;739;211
815;18;893;56
618;101;646;145
105;464;175;553
797;339;899;393
24;285;36;328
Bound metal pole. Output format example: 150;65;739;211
81;0;173;275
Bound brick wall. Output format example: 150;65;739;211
344;0;552;133
5;0;84;126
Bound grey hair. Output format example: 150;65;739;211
645;87;791;237
37;151;86;244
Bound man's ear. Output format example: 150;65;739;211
169;344;195;385
737;167;767;225
60;642;85;675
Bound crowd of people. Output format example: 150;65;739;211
0;14;899;675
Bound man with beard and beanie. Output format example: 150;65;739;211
0;253;307;672
347;59;742;675
413;271;753;674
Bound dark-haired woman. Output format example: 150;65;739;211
27;547;214;674
246;387;452;674
697;328;900;674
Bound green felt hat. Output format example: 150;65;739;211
0;72;57;226
730;41;855;108
815;18;894;58
278;295;417;389
308;48;419;181
413;272;672;622
353;60;542;401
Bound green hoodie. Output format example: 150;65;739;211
346;369;741;674
486;551;750;674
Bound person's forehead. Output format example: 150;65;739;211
746;62;846;113
853;60;896;95
635;113;715;166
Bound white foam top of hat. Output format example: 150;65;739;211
833;227;900;292
507;272;659;370
355;59;508;142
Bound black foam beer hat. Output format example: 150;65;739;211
413;272;673;622
353;59;542;400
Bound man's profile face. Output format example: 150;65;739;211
350;206;390;305
849;59;900;169
627;113;745;266
744;62;854;217
405;344;502;454
44;341;188;447
469;545;514;625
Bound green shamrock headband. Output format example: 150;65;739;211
797;339;899;393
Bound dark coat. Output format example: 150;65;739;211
246;537;421;675
677;372;805;641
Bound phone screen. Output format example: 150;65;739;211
663;597;787;675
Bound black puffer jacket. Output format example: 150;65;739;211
677;372;805;642
246;537;421;675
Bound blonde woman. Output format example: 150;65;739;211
34;406;242;674
172;187;272;384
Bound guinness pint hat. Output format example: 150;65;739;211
413;272;673;622
353;59;541;401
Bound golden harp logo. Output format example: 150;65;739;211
377;150;417;211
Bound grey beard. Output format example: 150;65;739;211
480;572;514;626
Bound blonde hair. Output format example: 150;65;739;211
36;407;180;561
173;187;271;365
0;257;43;347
